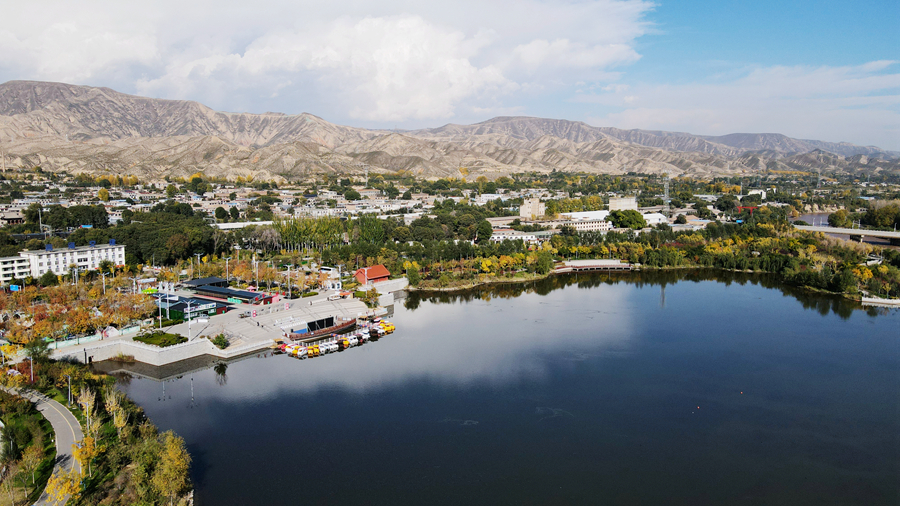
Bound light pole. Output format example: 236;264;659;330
195;253;202;279
186;300;193;341
64;374;71;406
225;257;232;283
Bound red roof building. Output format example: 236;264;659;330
355;265;390;285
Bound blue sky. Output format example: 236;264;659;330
1;0;898;149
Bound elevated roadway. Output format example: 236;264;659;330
793;225;900;245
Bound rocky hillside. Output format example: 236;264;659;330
0;80;896;182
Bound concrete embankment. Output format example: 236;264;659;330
52;297;369;366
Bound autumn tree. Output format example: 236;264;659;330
45;467;81;505
151;431;192;505
73;436;99;477
21;444;42;485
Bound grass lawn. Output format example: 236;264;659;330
133;332;187;347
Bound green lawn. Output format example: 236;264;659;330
133;332;187;347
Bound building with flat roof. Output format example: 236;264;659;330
609;197;638;211
17;241;125;278
519;198;545;220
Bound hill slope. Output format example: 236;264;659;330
0;81;896;181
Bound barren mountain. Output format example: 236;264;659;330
0;80;896;182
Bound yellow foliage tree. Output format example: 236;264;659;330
73;436;99;477
151;431;192;505
45;467;81;505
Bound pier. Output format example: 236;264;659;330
555;259;634;273
51;294;369;367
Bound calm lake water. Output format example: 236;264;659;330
112;271;899;505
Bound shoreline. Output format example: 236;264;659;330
408;264;875;303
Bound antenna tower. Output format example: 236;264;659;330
663;172;670;217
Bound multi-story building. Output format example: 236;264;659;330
520;198;546;219
609;197;638;211
17;240;125;278
0;256;32;284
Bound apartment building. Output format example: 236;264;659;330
17;240;125;278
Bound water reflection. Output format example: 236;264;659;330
408;270;864;320
110;270;899;506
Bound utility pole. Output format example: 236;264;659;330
186;300;193;341
225;257;232;283
195;253;202;279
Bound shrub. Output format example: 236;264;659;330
301;291;318;298
211;334;229;350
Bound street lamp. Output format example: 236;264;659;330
224;257;232;283
64;374;71;406
195;253;202;279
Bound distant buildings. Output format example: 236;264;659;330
519;198;545;219
608;197;638;211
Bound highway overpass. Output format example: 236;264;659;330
794;225;900;245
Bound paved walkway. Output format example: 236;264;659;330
1;387;82;506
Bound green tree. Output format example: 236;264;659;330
344;189;361;201
165;184;177;198
675;214;687;224
402;190;412;200
229;207;240;220
608;210;647;230
475;219;493;244
39;270;58;286
828;209;852;228
214;207;228;221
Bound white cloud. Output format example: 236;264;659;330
583;62;900;149
0;0;653;123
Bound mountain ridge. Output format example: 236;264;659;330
0;80;897;181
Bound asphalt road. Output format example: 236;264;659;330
1;387;82;506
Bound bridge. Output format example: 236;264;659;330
794;225;900;245
555;259;635;273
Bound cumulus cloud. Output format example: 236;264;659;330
0;0;653;124
583;62;900;150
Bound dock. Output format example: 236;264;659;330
555;259;634;273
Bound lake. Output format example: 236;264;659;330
113;271;899;505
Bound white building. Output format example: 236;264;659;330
642;213;668;226
0;257;31;284
609;197;638;211
18;241;125;278
519;198;545;219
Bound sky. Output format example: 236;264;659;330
0;0;898;149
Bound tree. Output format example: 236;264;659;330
39;270;59;286
215;207;228;221
344;189;361;201
608;210;647;230
165;184;177;198
229;207;240;220
73;436;98;477
45;467;81;505
475;219;493;244
24;203;42;224
675;214;687;224
827;209;852;228
402;190;412;200
97;188;109;201
21;444;42;485
228;192;237;201
23;337;51;363
152;431;192;505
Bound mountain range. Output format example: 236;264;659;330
0;80;896;182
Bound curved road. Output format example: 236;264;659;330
1;387;82;506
